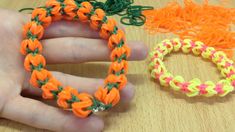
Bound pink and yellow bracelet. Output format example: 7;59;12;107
149;38;235;97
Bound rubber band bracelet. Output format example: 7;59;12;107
149;38;235;97
20;0;130;118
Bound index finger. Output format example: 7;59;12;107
22;14;125;39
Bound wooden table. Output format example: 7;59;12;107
0;0;235;131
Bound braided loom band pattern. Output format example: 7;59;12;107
149;38;235;97
20;0;130;118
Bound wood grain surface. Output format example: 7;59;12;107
0;0;235;132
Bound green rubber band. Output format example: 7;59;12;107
67;95;80;104
88;98;112;112
37;78;49;87
19;8;34;13
51;86;63;99
121;15;145;26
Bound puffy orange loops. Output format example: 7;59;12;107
46;0;63;21
90;9;106;30
20;39;43;55
72;93;93;118
42;77;62;99
32;8;52;28
64;0;77;20
23;21;44;39
95;87;120;106
100;18;117;39
111;45;131;61
24;54;46;71
30;69;52;88
109;60;128;75
108;29;126;49
57;86;80;109
105;74;127;90
77;2;93;22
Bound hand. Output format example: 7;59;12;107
0;9;147;132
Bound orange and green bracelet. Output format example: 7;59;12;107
20;0;130;118
149;38;235;97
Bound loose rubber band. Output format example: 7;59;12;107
149;38;235;97
120;5;153;26
120;15;146;26
19;8;34;13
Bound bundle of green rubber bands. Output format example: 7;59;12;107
19;0;153;26
92;0;153;26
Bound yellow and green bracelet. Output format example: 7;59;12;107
149;38;235;97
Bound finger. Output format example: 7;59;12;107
22;14;125;39
1;96;104;132
41;38;148;64
44;20;100;39
43;21;126;39
22;71;135;104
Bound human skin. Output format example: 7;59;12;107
0;9;148;132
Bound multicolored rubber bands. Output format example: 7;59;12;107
149;38;235;97
143;0;235;58
19;0;154;26
20;0;130;118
